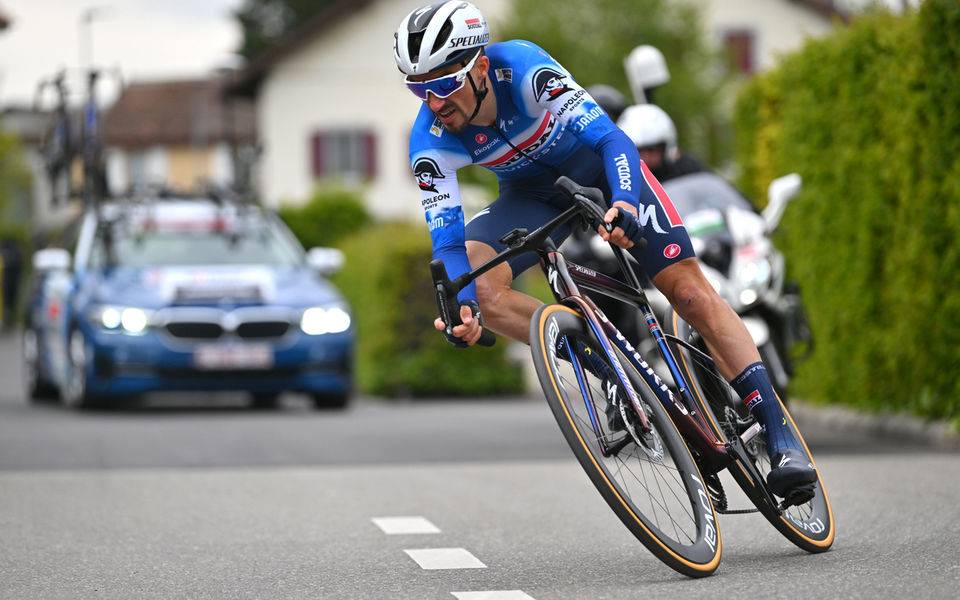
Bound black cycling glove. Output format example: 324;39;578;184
443;299;484;348
608;206;645;244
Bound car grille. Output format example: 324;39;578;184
165;322;223;339
236;321;290;339
158;309;295;342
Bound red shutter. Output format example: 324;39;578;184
311;133;325;177
362;131;377;179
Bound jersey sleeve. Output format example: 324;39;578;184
510;40;644;209
409;110;476;303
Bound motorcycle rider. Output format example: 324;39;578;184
617;103;711;184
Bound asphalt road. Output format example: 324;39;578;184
1;330;958;599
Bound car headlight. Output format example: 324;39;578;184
300;306;351;335
89;305;152;334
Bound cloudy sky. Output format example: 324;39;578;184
0;0;245;107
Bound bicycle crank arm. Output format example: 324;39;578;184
725;436;782;514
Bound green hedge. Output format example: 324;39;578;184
733;0;960;426
276;186;372;249
332;221;524;397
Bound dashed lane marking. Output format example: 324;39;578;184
404;548;487;570
372;516;441;534
452;592;537;599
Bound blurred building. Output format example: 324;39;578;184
0;77;257;234
228;0;848;222
102;78;257;197
695;0;850;76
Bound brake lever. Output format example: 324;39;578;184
429;260;495;347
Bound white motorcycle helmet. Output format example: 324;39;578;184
617;104;679;162
394;1;490;75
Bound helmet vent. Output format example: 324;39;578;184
407;31;424;63
432;20;453;55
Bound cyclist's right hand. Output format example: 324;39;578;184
598;201;644;249
435;301;483;347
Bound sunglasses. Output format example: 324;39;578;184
405;52;480;101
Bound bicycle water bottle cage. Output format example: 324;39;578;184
499;228;528;248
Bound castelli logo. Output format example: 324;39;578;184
664;244;681;259
475;133;487;144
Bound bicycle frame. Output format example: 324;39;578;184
444;187;767;480
440;177;827;523
535;240;734;472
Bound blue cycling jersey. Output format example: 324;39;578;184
408;40;645;303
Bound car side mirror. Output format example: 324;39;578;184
763;173;802;233
306;247;345;276
32;248;71;272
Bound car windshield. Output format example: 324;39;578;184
90;220;304;268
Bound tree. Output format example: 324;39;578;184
234;0;340;60
0;120;30;218
496;0;731;166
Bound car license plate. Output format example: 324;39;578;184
193;343;274;370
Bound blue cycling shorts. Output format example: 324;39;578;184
464;145;695;278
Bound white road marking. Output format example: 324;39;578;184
372;516;441;534
404;548;487;570
452;592;536;600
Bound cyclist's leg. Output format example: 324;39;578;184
464;187;577;344
464;240;541;343
627;168;815;495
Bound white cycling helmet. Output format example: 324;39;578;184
394;1;490;76
617;103;678;161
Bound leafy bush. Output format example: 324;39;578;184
332;221;524;398
276;186;371;249
733;0;960;426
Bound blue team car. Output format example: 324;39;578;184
23;195;354;409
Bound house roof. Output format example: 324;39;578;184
229;0;375;98
103;78;256;147
791;0;851;23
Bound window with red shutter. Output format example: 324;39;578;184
309;129;377;181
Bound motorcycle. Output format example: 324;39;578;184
560;172;811;401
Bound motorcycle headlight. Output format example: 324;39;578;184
735;258;772;289
89;305;152;334
300;306;351;335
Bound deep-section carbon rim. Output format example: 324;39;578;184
531;304;721;577
664;308;835;552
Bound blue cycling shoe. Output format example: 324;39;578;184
766;448;818;498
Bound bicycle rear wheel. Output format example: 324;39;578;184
530;304;721;577
663;308;835;553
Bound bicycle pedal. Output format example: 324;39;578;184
779;483;815;509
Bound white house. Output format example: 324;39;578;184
231;0;846;221
692;0;846;75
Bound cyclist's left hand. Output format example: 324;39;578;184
597;201;640;249
434;302;483;346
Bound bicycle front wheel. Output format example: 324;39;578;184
530;304;721;578
663;308;835;553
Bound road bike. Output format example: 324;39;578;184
430;176;834;577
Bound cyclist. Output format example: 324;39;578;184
394;0;815;497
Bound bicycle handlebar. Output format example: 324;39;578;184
429;175;647;348
430;260;496;347
554;176;647;250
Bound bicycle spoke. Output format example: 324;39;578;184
555;349;701;544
